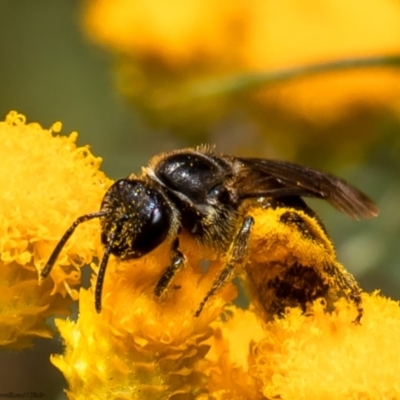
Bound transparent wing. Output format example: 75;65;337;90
232;157;378;220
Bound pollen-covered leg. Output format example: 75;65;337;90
280;209;364;321
323;263;363;323
194;216;254;317
154;238;185;297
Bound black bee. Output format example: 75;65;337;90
40;145;378;319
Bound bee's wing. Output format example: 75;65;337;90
234;158;379;220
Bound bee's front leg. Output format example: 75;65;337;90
154;237;185;297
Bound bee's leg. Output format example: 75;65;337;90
323;263;363;324
154;237;185;297
349;286;363;324
195;216;254;317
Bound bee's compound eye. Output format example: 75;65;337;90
133;195;172;254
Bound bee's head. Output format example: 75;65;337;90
41;178;173;313
100;179;172;260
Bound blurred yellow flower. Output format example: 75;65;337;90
82;0;400;159
84;0;400;70
0;111;110;349
84;0;245;69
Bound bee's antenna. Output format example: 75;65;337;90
95;227;119;313
40;211;111;280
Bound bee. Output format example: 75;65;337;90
40;145;378;320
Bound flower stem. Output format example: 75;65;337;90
191;54;400;98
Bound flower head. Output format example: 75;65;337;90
253;293;400;399
0;111;110;348
52;236;238;399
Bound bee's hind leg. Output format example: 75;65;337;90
323;262;363;324
194;216;254;317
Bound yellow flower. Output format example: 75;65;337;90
82;0;400;157
84;0;400;70
0;111;110;349
252;293;400;399
52;236;238;399
203;308;265;399
83;0;247;68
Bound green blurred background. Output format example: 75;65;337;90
0;1;399;398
